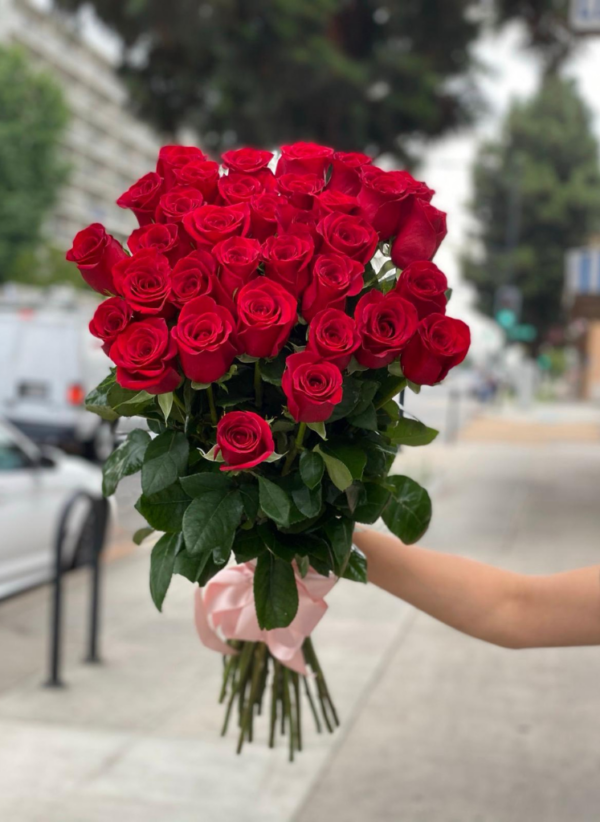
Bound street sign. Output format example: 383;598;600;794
570;0;600;32
495;308;516;330
493;285;522;320
508;324;537;343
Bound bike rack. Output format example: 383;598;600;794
45;492;109;688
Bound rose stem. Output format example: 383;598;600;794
206;384;218;425
374;376;408;411
219;655;236;703
269;660;280;748
292;671;302;751
254;360;263;408
283;667;295;762
303;638;339;729
281;421;307;476
237;643;265;754
221;641;254;737
303;676;322;733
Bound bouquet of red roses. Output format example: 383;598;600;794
67;142;470;759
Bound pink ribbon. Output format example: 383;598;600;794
194;562;336;674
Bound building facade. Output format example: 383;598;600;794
0;0;164;249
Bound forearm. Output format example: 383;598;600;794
353;529;600;649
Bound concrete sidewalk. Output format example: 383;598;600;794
1;404;599;821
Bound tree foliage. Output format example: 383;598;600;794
494;0;576;74
0;46;69;279
463;76;600;341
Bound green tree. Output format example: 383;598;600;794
0;46;69;281
463;76;600;343
53;0;482;161
494;0;576;74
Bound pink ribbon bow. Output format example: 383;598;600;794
194;562;336;674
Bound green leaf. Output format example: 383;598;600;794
180;471;231;497
387;418;439;447
407;380;421;395
149;532;183;612
296;555;310;578
382;475;432;544
107;383;156;417
133;526;154;545
354;482;391;524
157;392;174;421
321;440;367;481
374;375;407;407
291;483;322;518
348;402;378;431
141;430;189;496
314;445;353;492
135;481;191;533
258;476;292;527
306;421;327;439
102;429;151;496
233;528;266;563
342;547;368;583
382;399;400;421
327;376;362;422
261;354;287;385
387;359;403;377
324;516;353;573
85;372;118;422
182;488;243;562
239;484;259;523
299;450;324;490
352;380;380;416
254;551;299;630
173;549;210;583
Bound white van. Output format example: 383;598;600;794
0;286;115;461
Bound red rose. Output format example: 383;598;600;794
156;187;204;224
276;173;324;209
355;290;418;369
282;351;343;423
401;314;470;386
171;295;238;384
307;308;360;370
276;142;334;178
116;172;163;226
328;151;372;195
170;251;234;315
394;261;448;319
109;318;180;394
157;145;207;188
113;249;172;316
222;147;274;174
262;233;314;297
66;223;126;295
216;410;274;471
317;212;378;265
173;160;220;202
314;189;359;218
218;173;264;205
249;192;280;242
183;203;250;246
391;200;447;269
128;222;192;264
301;253;364;322
236;278;297;359
357;167;419;240
89;297;132;354
213;236;261;293
276;202;319;245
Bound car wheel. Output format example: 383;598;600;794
85;422;115;463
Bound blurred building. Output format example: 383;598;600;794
0;0;163;248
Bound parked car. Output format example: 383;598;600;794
0;417;110;600
0;286;114;461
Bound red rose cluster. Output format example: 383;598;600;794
67;142;470;469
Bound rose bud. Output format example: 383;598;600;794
357;166;421;240
173;160;220;202
276;141;334;178
276;202;320;245
183;203;250;247
171;295;238;384
171;251;235;316
301;253;364;322
391;200;447;270
394;261;448;320
307;308;360;370
222;147;274;174
249;192;280;242
327;150;372;195
262;233;314;298
276;173;324;210
317;212;379;265
355;290;418;369
313;189;360;218
128;223;192;265
216;410;275;471
155;186;204;223
116;172;163;226
113;249;172;316
66;223;126;295
109;318;180;394
156;145;208;189
213;236;262;293
236;278;297;359
89;297;132;355
218;173;264;205
282;350;343;423
401;314;470;386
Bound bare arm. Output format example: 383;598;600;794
353;529;600;649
